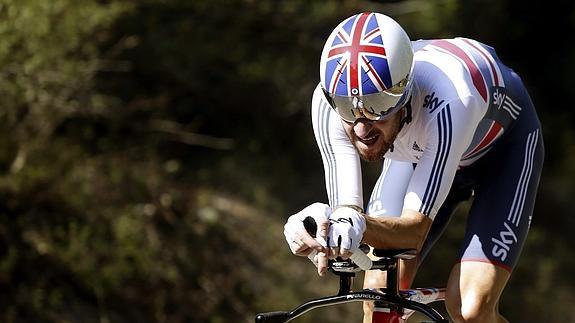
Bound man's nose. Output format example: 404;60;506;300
353;119;373;137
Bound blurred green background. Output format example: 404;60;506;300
0;0;574;322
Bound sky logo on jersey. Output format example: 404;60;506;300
492;86;521;120
323;13;392;97
491;221;518;262
423;91;445;113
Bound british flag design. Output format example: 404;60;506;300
322;13;392;97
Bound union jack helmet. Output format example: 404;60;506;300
320;12;414;122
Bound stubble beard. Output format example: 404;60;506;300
351;134;393;162
344;110;403;162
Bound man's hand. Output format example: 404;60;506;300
284;203;330;275
327;206;366;259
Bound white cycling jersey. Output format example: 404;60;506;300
312;38;522;219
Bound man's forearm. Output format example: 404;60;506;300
361;210;432;251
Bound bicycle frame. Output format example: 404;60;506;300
255;250;448;323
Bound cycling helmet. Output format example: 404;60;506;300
320;12;414;122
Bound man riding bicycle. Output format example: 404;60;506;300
283;12;543;323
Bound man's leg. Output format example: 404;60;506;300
446;262;510;323
445;110;544;322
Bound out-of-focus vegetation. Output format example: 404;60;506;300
0;0;573;322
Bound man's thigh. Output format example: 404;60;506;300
459;126;543;271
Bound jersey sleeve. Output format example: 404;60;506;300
367;158;414;217
311;85;364;209
403;95;484;219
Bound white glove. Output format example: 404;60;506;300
328;206;366;257
284;202;330;256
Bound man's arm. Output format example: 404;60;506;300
362;209;432;251
311;85;364;209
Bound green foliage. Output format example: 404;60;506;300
0;0;573;322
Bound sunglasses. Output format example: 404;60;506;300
323;76;411;123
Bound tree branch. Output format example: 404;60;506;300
149;119;235;150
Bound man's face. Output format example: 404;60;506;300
341;110;403;162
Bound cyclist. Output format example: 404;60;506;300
283;12;543;323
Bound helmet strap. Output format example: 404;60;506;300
399;98;413;131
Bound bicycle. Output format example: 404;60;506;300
255;247;448;322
